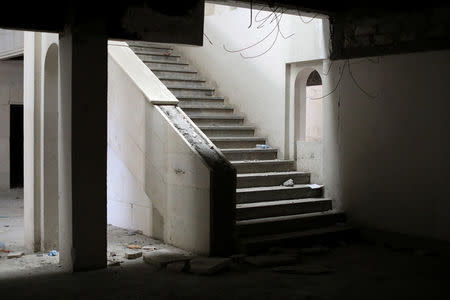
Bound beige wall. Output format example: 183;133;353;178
0;60;23;191
107;44;211;254
324;50;450;241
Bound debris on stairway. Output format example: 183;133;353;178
126;244;142;249
282;179;294;187
143;248;192;269
256;144;269;149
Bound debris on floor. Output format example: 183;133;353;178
7;251;24;259
47;250;58;256
126;244;142;249
243;254;299;267
108;260;123;267
142;245;157;251
126;230;142;236
273;264;335;275
0;241;10;253
282;179;294;187
124;251;142;259
189;257;232;275
143;248;192;269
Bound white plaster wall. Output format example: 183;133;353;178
324;50;450;241
108;50;211;254
297;141;323;184
23;32;59;251
0;30;24;60
175;3;326;156
305;85;323;141
0;60;23;191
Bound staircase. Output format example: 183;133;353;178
128;41;354;253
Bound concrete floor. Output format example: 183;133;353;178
1;193;450;299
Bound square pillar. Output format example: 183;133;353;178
58;20;107;271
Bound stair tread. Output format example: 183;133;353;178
160;78;206;82
181;104;233;110
231;159;294;165
236;210;344;226
237;171;310;177
137;52;180;57
178;95;223;100
199;125;255;130
168;86;214;91
188;114;244;119
151;69;197;73
221;148;277;153
130;44;173;50
145;60;188;65
236;183;323;194
210;136;265;141
240;224;354;244
236;197;332;209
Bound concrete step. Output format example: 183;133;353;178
169;86;215;97
137;53;181;62
180;104;234;115
188;114;244;126
210;136;266;149
238;224;356;254
130;45;173;55
152;69;198;80
237;171;310;188
199;125;255;137
231;160;296;174
177;95;225;105
236;210;346;237
146;61;191;71
236;198;332;220
236;183;323;203
221;148;278;161
160;78;207;87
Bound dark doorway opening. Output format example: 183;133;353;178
10;104;23;188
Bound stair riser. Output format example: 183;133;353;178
191;119;244;126
131;46;172;54
182;108;234;115
138;54;180;62
171;89;215;97
153;71;198;80
161;80;207;87
237;213;346;237
146;62;190;71
234;162;296;174
237;187;322;204
202;129;255;137
223;151;277;161
179;99;225;105
237;173;310;188
236;200;332;220
213;140;265;149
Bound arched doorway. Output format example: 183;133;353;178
42;43;59;251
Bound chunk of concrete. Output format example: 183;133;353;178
108;260;122;267
143;249;192;269
7;251;24;259
244;254;298;267
124;251;142;259
189;257;232;275
282;179;294;187
273;264;334;275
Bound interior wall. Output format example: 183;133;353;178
0;60;23;192
175;3;326;155
324;50;450;241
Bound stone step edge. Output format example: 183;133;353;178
236;210;344;226
236;183;322;193
236;197;332;209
